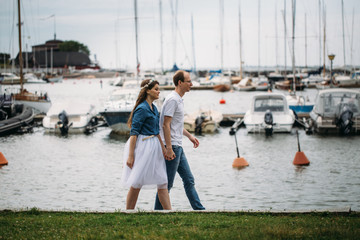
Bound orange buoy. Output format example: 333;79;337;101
293;130;310;166
219;99;226;104
232;132;249;168
0;152;8;166
232;157;249;168
293;151;310;165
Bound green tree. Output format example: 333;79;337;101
59;40;90;56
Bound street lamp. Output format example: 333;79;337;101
328;53;335;77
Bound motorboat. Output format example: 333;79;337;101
255;79;269;91
0;95;34;136
233;77;256;91
0;73;24;85
24;73;47;84
184;109;223;134
302;75;329;88
275;79;305;91
286;92;314;114
42;102;98;135
44;75;63;83
244;93;295;135
308;88;360;135
99;88;139;135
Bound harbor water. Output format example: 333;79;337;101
1;78;360;211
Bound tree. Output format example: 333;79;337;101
59;40;90;56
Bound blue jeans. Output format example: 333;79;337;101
154;145;205;210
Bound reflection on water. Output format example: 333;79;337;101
1;80;360;211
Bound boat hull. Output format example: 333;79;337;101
245;123;293;133
15;100;51;115
289;105;314;114
0;105;34;135
100;110;131;135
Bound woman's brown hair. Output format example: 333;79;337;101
127;79;159;128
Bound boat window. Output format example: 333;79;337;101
322;92;359;114
254;98;284;112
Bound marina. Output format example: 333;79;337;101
1;0;360;213
1;79;360;211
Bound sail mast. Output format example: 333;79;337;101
283;0;287;79
191;14;196;74
322;4;326;77
257;0;260;78
219;0;224;72
275;2;279;72
341;0;346;73
134;0;139;77
17;0;23;92
238;0;243;80
159;0;164;73
291;0;296;91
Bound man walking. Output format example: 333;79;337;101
155;70;205;210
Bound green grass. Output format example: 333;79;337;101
0;209;359;239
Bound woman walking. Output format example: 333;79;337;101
121;79;171;210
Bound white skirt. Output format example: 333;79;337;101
121;135;168;189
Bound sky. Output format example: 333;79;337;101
1;0;359;72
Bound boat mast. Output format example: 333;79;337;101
322;4;326;77
291;0;296;92
257;0;260;79
219;0;224;72
283;0;287;79
305;13;307;69
275;2;279;72
341;0;346;74
318;0;322;68
350;9;354;72
159;0;164;73
134;0;140;77
238;0;243;80
17;0;23;92
191;14;196;74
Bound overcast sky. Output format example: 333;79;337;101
1;0;359;72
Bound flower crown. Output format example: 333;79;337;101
142;79;155;89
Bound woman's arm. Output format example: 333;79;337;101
127;135;137;169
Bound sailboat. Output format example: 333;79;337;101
283;0;313;114
212;0;231;92
12;0;52;115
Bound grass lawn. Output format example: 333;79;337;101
0;209;359;239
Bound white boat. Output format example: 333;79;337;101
99;88;139;135
254;79;269;91
24;73;47;84
308;88;360;135
233;77;256;91
286;93;314;114
302;75;329;88
244;93;295;134
0;73;22;85
42;102;98;134
184;109;223;134
44;75;63;83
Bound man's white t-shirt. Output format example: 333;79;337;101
159;91;184;146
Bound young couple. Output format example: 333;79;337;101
121;70;205;211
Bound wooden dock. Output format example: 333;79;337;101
159;85;214;90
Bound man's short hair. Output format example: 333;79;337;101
173;70;186;86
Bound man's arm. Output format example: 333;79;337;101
163;116;176;160
183;128;199;148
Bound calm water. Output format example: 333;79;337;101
1;79;359;211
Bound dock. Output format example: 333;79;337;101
159;85;214;90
